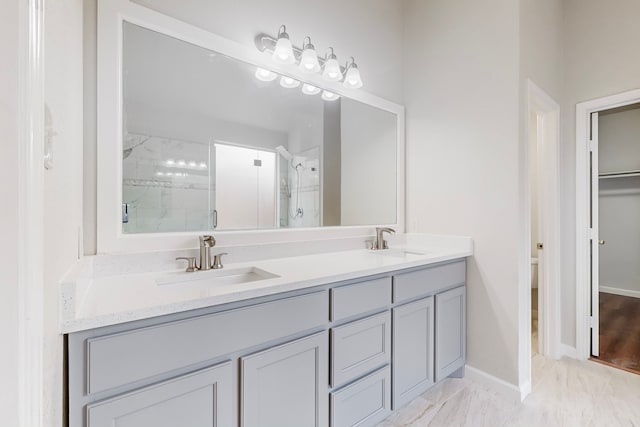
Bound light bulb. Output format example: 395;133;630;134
299;38;320;73
280;76;300;89
272;26;295;64
177;159;186;166
199;162;207;168
255;67;277;82
166;159;175;166
321;90;340;101
343;64;363;89
322;49;342;82
301;83;321;95
188;161;197;168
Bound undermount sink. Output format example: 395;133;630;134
156;266;279;287
371;249;426;258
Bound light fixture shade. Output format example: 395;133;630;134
299;46;321;73
301;83;321;95
280;76;300;88
343;65;363;89
272;33;295;64
321;90;340;101
322;57;342;82
255;67;277;82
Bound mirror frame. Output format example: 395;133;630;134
97;0;405;253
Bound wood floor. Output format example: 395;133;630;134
592;292;640;374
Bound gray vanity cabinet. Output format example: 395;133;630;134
241;331;328;427
86;361;233;427
391;297;435;409
435;286;466;381
67;259;467;427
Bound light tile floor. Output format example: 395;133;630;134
377;354;640;426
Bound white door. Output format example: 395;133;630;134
214;143;276;230
590;112;600;357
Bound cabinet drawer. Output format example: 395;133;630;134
87;361;233;427
330;366;391;427
331;277;391;322
86;291;327;395
393;260;465;303
331;311;391;388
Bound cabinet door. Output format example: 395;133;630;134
435;286;466;381
241;331;328;427
86;361;233;427
392;297;434;410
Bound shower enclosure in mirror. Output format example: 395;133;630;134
122;22;394;233
97;0;404;251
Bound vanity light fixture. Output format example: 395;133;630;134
301;83;321;95
255;26;363;90
322;47;342;82
280;76;301;89
321;90;340;101
343;57;363;89
255;67;278;82
272;25;295;64
299;37;321;73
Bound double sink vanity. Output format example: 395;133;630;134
63;234;471;427
72;1;473;425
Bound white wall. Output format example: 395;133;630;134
43;1;85;426
598;105;640;297
0;0;21;424
561;0;640;347
403;0;521;385
83;0;405;254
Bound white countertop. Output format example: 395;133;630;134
60;234;472;333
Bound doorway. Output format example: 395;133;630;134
576;89;640;366
522;81;561;394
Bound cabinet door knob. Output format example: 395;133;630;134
599;240;606;245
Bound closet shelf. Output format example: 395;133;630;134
598;170;640;179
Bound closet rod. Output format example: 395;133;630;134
598;170;640;179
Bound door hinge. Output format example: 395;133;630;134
589;138;594;152
588;228;595;240
588;315;594;328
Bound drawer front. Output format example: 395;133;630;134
330;366;391;427
87;291;327;395
393;260;465;303
87;361;233;427
331;277;391;322
331;311;391;388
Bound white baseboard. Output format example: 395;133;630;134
464;365;524;403
600;286;640;299
560;343;578;359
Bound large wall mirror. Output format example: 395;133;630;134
98;0;404;251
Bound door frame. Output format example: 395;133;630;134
575;88;640;360
17;0;46;425
525;81;561;360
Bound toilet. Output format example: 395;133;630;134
531;258;538;288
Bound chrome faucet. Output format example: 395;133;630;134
372;227;395;250
175;235;216;272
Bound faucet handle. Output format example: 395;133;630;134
212;253;228;270
176;257;198;272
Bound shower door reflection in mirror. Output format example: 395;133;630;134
122;21;396;233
